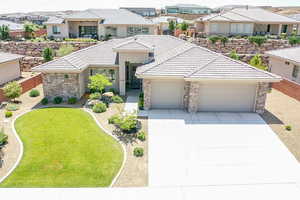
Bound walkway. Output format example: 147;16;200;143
124;90;139;114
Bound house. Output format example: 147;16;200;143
195;7;300;36
33;35;280;113
0;52;23;85
151;16;184;34
120;7;157;18
0;20;24;39
166;4;212;15
44;9;156;40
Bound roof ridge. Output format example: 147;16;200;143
114;39;153;49
185;56;220;78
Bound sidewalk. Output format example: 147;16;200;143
124;90;139;114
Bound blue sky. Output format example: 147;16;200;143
1;0;300;13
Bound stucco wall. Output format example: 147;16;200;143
0;60;21;85
46;24;69;38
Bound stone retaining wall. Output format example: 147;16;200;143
20;57;44;72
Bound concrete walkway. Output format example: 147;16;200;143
124;90;139;114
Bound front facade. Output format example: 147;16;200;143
0;53;23;85
45;9;156;40
33;35;280;113
195;8;300;36
166;4;212;15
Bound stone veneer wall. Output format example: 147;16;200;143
187;82;201;113
183;81;190;110
255;82;269;114
20;57;44;72
42;73;81;99
143;79;151;110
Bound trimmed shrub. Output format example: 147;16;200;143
53;96;63;104
89;92;101;100
249;54;268;71
41;97;49;105
92;102;107;113
248;36;267;47
112;95;123;103
108;114;122;124
133;147;144;157
118;115;137;133
0;129;8;146
3;81;22;101
208;35;220;44
29;89;40;97
220;36;229;46
137;131;146;141
6;103;19;111
67;97;77;104
229;50;240;60
285;125;292;131
5;111;13;118
43;47;54;62
138;92;144;110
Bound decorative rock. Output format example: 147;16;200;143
86;99;102;107
102;92;114;97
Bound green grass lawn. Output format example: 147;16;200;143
0;108;123;187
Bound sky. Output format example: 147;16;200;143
1;0;300;13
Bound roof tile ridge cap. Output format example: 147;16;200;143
229;9;257;21
185;56;220;77
137;44;195;74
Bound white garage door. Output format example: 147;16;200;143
198;83;257;112
151;80;184;109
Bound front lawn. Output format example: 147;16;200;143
0;108;123;187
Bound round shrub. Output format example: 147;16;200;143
53;96;63;104
6;103;19;111
137;131;146;141
0;130;8;146
285;125;292;131
133;147;144;157
41;97;49;105
5;111;13;118
92;102;107;113
67;97;77;104
108;114;121;124
89;92;101;100
29;89;40;97
112;95;123;103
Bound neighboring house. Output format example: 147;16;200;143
0;52;23;85
195;7;300;36
166;4;212;15
120;7;157;18
152;16;184;34
0;20;24;39
33;35;280;113
289;14;300;22
266;47;300;84
44;9;156;39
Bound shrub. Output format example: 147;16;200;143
138;93;144;110
288;36;300;46
88;74;112;93
249;54;268;71
64;38;97;42
53;96;63;104
133;147;144;157
41;97;49;105
280;33;287;40
108;114;122;124
0;129;8;146
89;92;101;100
67;97;77;104
56;44;74;57
0;25;10;40
137;131;146;141
112;95;123;103
248;36;267;47
29;89;40;97
118;115;137;133
220;36;229;46
285;125;292;131
92;102;107;113
229;50;240;60
208;35;220;44
5;111;13;118
179;21;189;31
43;47;54;62
3;81;22;101
6;103;19;111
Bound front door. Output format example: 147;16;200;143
126;62;142;89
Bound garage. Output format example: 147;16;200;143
151;79;184;109
197;82;257;112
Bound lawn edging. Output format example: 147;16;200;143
83;108;127;187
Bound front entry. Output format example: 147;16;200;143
126;62;142;89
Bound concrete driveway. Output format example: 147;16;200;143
148;110;300;187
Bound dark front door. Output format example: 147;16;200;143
126;62;142;89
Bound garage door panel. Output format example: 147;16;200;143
151;80;184;109
198;83;257;112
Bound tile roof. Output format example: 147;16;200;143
33;35;280;81
265;47;300;64
198;8;300;23
44;17;65;24
0;52;23;64
0;20;23;31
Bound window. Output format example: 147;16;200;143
52;25;60;34
105;26;117;36
292;65;299;78
79;26;97;37
127;26;149;36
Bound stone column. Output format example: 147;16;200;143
278;24;282;35
255;82;269;114
183;81;190;110
188;82;201;113
143;79;151;110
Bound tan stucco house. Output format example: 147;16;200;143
33;35;281;113
195;7;300;36
45;9;157;40
266;47;300;84
0;52;23;85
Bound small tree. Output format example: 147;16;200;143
220;36;229;47
43;47;54;62
180;21;189;31
229;50;240;60
0;25;10;40
24;23;38;39
249;54;267;71
56;45;74;57
3;81;22;102
88;74;112;93
168;20;175;34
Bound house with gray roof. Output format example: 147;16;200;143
44;9;157;40
33;35;281;113
195;7;300;36
0;52;23;85
166;4;212;15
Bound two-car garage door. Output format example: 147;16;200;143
150;80;257;112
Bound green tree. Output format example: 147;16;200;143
0;25;10;40
88;74;112;93
220;36;229;47
24;23;38;39
229;50;240;60
3;81;22;102
56;45;74;57
180;21;189;31
249;54;268;71
168;20;175;34
43;47;54;62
